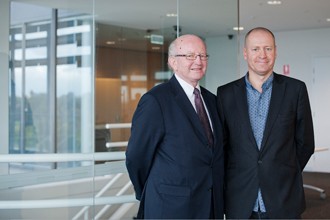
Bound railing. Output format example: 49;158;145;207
0;152;126;190
95;123;131;149
96;123;132;129
0;123;137;219
0;152;125;163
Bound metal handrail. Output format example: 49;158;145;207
106;141;128;148
0;152;125;163
0;195;136;209
95;123;131;130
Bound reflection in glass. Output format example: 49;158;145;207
9;2;93;170
9;2;52;168
95;11;175;147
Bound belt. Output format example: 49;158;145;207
250;211;268;219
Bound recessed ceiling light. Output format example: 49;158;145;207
327;18;330;22
233;27;244;31
166;13;177;17
267;1;282;5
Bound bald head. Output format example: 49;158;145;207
168;34;206;57
244;27;276;47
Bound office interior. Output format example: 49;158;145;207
0;0;329;219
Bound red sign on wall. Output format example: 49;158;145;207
283;64;290;75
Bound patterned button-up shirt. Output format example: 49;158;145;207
245;73;273;212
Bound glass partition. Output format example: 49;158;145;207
94;0;239;151
9;1;94;168
3;1;95;219
9;1;53;163
94;0;177;151
1;0;239;219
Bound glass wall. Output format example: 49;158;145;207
9;2;94;170
94;0;239;146
0;0;239;219
94;0;177;149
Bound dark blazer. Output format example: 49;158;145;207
126;75;224;219
217;73;315;219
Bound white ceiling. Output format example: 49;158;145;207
12;0;330;41
239;0;330;34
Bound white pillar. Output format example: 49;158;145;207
0;0;10;174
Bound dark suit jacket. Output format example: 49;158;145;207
216;73;315;219
126;75;224;219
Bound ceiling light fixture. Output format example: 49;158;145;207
233;27;244;31
267;1;282;5
166;13;177;17
327;18;330;22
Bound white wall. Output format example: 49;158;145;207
205;35;240;94
206;28;330;173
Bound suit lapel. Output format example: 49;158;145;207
260;74;286;151
169;76;208;144
234;78;258;148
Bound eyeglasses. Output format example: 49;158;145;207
174;53;209;61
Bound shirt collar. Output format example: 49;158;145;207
245;72;274;91
174;74;200;97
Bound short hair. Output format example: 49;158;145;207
244;27;275;46
168;39;177;57
167;38;178;71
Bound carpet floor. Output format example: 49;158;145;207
302;171;330;219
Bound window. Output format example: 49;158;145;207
9;2;93;170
